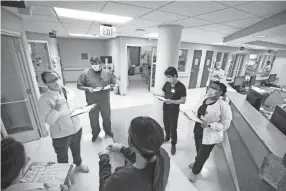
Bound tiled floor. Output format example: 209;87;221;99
24;80;235;191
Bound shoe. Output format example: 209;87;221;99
171;145;176;155
75;165;89;173
92;135;98;142
189;162;194;169
105;131;114;138
189;171;197;182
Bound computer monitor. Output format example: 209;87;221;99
233;76;245;87
246;88;265;111
250;75;256;86
100;56;112;64
269;74;277;83
270;106;286;136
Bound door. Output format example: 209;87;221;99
221;52;229;70
216;52;222;62
1;34;47;143
227;54;246;79
200;51;214;87
188;50;202;89
127;46;140;66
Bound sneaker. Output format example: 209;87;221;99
189;162;194;169
189;171;197;182
92;135;98;142
171;145;176;155
75;165;89;173
105;131;114;138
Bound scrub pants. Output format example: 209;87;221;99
52;128;82;166
163;107;179;145
192;123;215;175
87;92;112;137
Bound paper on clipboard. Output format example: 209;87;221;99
70;104;96;117
181;110;203;123
155;96;166;101
93;85;112;92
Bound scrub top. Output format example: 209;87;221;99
77;68;115;104
162;81;186;111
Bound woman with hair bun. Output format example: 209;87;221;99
188;81;232;182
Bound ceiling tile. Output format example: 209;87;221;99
121;19;161;28
86;24;100;35
62;23;92;31
159;1;227;17
31;5;55;16
217;1;253;7
101;2;152;18
21;15;59;23
197;24;236;31
64;27;90;34
223;17;262;28
216;28;241;35
140;11;187;22
236;1;286;18
23;21;65;34
27;1;106;12
195;8;254;23
169;18;212;28
118;1;170;9
59;17;93;25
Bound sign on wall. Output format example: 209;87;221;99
100;25;116;38
81;53;88;60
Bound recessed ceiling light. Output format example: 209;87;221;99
54;7;133;24
253;35;267;38
69;33;98;38
144;33;158;38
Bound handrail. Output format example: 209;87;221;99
1;99;28;105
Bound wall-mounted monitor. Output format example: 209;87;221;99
249;54;258;59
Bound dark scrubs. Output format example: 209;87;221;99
77;68;115;137
99;147;170;191
162;81;186;145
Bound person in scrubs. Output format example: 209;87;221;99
77;56;115;142
208;62;225;89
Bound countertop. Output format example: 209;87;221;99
225;83;286;158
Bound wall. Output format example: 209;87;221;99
26;32;63;83
106;38;120;82
57;38;107;69
271;50;286;85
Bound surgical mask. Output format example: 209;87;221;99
92;65;101;72
207;88;216;98
167;78;173;83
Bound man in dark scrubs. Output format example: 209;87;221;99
161;67;186;155
77;56;115;142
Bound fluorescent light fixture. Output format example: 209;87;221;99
253;35;267;38
69;33;98;38
54;7;133;24
144;33;158;38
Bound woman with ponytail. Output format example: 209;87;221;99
98;116;170;191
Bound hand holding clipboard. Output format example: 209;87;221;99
181;110;203;123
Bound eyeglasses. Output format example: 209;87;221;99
46;77;59;85
210;86;221;91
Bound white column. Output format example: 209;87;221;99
152;25;183;126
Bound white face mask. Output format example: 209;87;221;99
207;88;216;98
92;65;101;72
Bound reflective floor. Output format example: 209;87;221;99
24;77;235;191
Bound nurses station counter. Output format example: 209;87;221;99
222;84;286;191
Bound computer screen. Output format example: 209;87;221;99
269;74;277;83
100;56;112;64
270;106;286;136
234;76;245;87
246;89;264;111
250;75;256;86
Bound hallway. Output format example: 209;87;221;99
23;84;235;191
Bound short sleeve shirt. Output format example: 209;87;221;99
162;81;186;110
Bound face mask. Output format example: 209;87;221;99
92;65;101;72
207;88;216;97
167;78;173;83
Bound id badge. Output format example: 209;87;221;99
171;89;175;93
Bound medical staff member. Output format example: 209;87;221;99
208;62;225;89
98;116;170;191
1;137;71;191
160;67;186;155
77;56;115;142
39;71;89;173
188;81;232;182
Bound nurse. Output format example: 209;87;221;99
77;56;115;142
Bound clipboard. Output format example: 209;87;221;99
92;85;112;92
70;104;96;117
181;110;203;123
155;95;166;101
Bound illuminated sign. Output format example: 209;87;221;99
100;25;116;38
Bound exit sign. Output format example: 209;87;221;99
100;26;116;38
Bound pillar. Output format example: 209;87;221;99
152;25;183;126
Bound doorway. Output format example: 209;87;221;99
1;34;47;142
189;50;202;89
127;46;151;92
28;41;52;94
227;54;246;79
200;51;214;87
